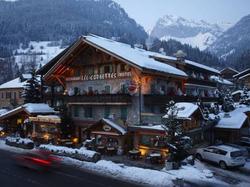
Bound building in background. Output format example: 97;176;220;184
233;69;250;89
0;74;31;109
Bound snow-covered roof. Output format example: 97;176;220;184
239;73;250;80
0;109;8;116
220;67;239;74
0;77;26;89
210;75;233;85
184;60;220;74
22;74;32;79
0;103;56;119
216;108;248;129
24;103;55;114
163;102;200;120
84;35;187;78
102;118;127;135
233;68;250;78
130;124;165;132
232;90;243;96
149;52;220;74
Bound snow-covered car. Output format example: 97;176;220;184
196;145;246;169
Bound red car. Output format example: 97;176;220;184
14;150;61;171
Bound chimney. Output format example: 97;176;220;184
174;50;187;61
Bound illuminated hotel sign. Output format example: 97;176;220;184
66;72;132;81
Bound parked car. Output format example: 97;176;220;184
224;143;249;157
196;145;246;169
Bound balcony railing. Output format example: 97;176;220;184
44;93;132;104
187;78;217;87
143;95;219;105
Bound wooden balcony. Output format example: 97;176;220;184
143;95;219;105
187;78;217;87
44;93;132;105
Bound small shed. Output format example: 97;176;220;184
85;118;128;154
163;102;204;144
215;108;250;143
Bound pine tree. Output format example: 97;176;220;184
163;101;191;164
221;89;235;112
240;87;250;105
22;69;41;103
59;104;74;138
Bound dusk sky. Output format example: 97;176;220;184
113;0;250;31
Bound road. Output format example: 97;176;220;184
200;160;250;186
0;149;142;187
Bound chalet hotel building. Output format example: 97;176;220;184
38;34;221;139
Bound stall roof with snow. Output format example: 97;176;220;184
163;102;201;120
38;34;188;81
0;103;56;120
149;52;220;75
86;118;127;136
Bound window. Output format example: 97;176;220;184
19;91;22;98
6;92;11;99
1;92;4;99
104;106;111;118
140;135;167;148
120;64;126;72
104;65;112;73
86;67;94;75
85;107;93;118
120;83;128;94
120;106;127;121
88;86;93;95
14;92;16;99
104;85;111;94
74;106;80;117
150;84;156;94
74;69;81;76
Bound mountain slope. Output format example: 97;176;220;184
150;15;226;50
208;14;250;61
0;0;147;54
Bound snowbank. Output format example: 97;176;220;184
62;158;223;187
5;137;34;149
39;144;100;162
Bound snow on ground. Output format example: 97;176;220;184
14;41;65;69
0;139;223;186
0;140;30;153
161;32;217;51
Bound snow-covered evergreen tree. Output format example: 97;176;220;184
240;87;250;105
22;69;41;103
163;101;191;164
221;89;235;112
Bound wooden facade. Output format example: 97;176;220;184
38;35;188;140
